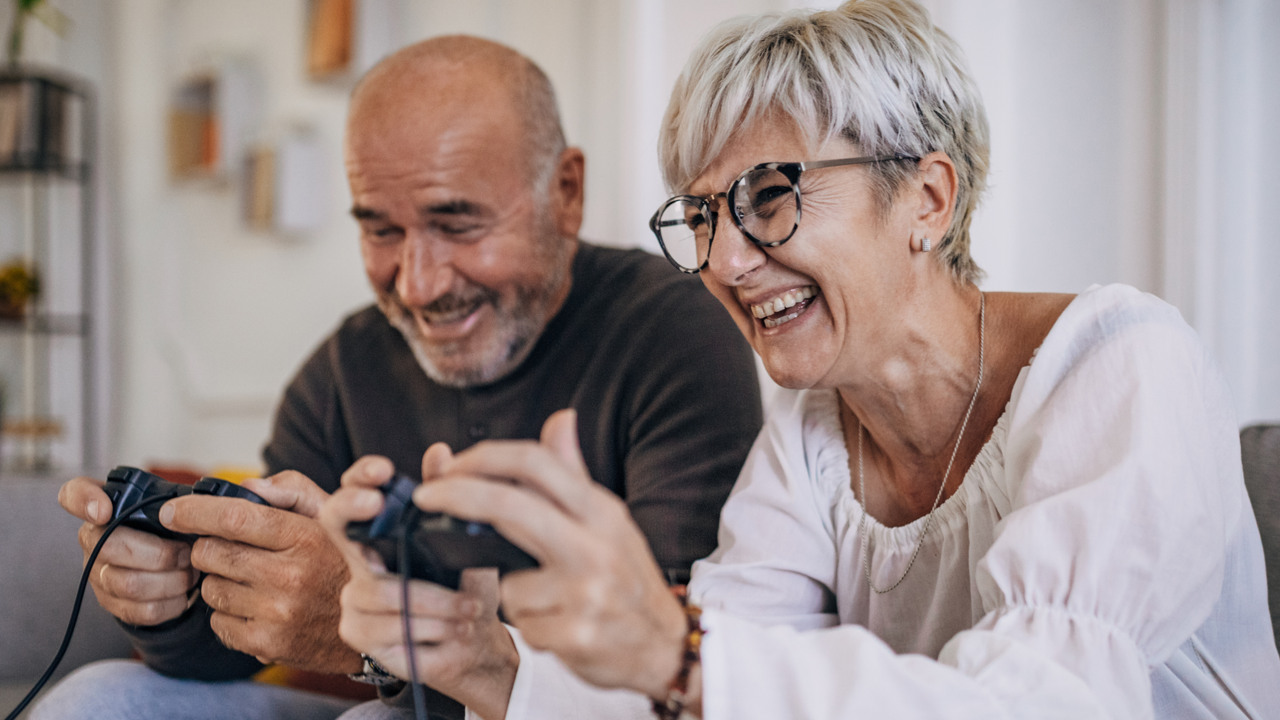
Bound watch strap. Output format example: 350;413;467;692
348;653;402;686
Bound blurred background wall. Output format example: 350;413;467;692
2;0;1277;474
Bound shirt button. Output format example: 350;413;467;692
467;423;488;440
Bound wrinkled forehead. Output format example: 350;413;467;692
675;106;847;194
346;76;528;170
683;112;837;196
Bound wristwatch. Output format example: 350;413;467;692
348;653;402;686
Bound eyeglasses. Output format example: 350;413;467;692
649;154;919;273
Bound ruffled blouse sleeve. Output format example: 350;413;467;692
689;389;845;631
694;286;1250;720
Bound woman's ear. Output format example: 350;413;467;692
910;151;958;245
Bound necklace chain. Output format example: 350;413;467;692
855;292;986;594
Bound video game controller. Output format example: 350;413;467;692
103;465;270;542
346;473;538;590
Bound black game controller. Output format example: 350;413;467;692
346;473;538;590
103;465;270;542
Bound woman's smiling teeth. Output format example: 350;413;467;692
750;286;819;328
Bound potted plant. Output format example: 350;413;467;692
0;258;39;318
7;0;69;67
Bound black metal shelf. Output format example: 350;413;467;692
0;312;89;336
0;65;97;471
0;158;89;181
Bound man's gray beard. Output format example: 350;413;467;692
380;288;542;388
378;240;571;389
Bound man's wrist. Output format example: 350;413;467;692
349;653;402;686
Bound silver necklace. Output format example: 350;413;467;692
855;292;985;594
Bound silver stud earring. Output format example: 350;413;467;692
921;236;932;252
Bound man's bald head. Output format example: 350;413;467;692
343;36;585;388
349;35;566;189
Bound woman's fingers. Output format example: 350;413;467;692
339;604;463;648
421;442;454;480
436;425;597;519
320;456;399;575
413;471;608;569
340;454;397;490
539;409;590;476
319;484;384;539
344;570;477;619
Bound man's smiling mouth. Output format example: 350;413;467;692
417;290;495;327
422;297;486;325
750;286;819;329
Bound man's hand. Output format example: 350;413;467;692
158;470;361;674
58;476;200;626
319;452;519;720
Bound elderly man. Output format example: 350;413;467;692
37;36;760;720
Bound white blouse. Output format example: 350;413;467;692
495;284;1280;720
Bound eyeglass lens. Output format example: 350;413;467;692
655;166;798;271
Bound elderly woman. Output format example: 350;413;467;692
320;1;1280;718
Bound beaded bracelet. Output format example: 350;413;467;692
652;586;705;720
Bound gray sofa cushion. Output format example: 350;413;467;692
1240;423;1280;654
0;475;131;684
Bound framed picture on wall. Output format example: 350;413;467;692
305;0;405;83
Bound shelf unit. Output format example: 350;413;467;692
0;65;96;472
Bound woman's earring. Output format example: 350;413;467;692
920;236;932;252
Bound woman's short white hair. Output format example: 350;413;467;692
659;0;989;283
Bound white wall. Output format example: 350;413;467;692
6;0;1276;473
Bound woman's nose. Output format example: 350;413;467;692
705;217;768;286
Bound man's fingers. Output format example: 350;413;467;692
59;477;111;524
82;523;193;572
242;471;329;519
99;593;195;628
97;563;198;603
189;536;278;584
201;573;264;621
208;609;264;658
160;495;290;550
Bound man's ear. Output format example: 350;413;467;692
548;147;586;238
910;151;958;244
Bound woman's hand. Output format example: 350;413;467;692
415;409;693;703
318;452;518;720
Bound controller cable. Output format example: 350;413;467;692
4;492;183;720
398;507;428;720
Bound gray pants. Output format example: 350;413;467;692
27;659;415;720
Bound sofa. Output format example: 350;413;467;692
1240;423;1280;653
0;472;132;715
0;425;1276;715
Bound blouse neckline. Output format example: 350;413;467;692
819;353;1037;543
